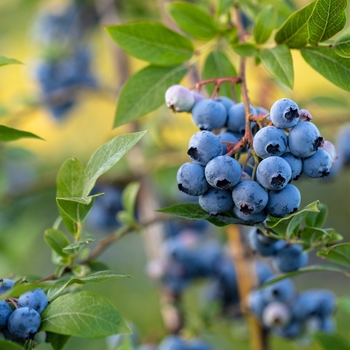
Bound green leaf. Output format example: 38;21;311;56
122;182;140;219
301;46;350;91
56;197;95;224
0;56;22;67
46;271;130;301
202;50;239;98
46;332;71;350
275;1;315;48
0;340;24;349
0;125;43;142
83;131;146;197
305;202;328;228
217;0;232;16
337;297;350;316
44;229;71;257
157;203;245;227
308;0;347;45
231;43;257;57
41;291;130;338
259;44;294;89
260;264;349;288
334;26;350;58
317;243;350;267
314;332;350;350
166;2;218;40
301;227;334;244
105;21;194;66
253;5;277;44
114;64;188;127
62;237;95;254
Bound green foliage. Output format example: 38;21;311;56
334;27;350;58
317;243;350;267
166;2;218;40
41;291;130;338
105;21;194;66
0;125;43;142
46;332;71;350
0;340;24;350
253;5;277;44
202;50;239;98
0;56;22;67
259;44;294;88
314;332;350;350
114;65;188;127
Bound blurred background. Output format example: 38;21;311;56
0;0;350;349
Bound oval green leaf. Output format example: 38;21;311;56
106;21;194;66
41;291;130;338
317;243;350;267
301;46;350;91
334;26;350;58
253;5;277;44
259;44;294;89
0;125;43;142
44;229;71;257
114;64;188;128
166;2;218;40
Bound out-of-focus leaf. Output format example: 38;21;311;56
253;5;277;44
231;43;257;57
122;182;140;219
46;332;71;350
44;229;71;257
0;125;43;142
0;56;22;67
315;332;350;350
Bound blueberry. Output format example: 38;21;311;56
336;123;350;165
8;307;41;340
192;91;205;103
227;103;256;133
18;288;49;314
199;187;233;215
253;126;288;158
0;301;12;328
205;156;242;190
262;278;295;304
188;339;212;350
270;98;299;128
272;244;308;272
302;149;332;178
233;206;267;225
165;85;195;112
267;184;301;218
177;162;209;196
191;99;227;130
256;157;292;190
248;289;266;319
215;96;235;112
288;122;323;158
0;279;14;294
273;320;302;339
255;261;274;285
248;228;285;256
281;152;303;180
187;131;222;166
159;335;187;350
262;301;291;328
217;130;239;154
232;180;268;215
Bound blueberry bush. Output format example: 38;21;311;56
2;0;350;349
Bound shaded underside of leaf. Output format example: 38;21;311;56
334;26;350;58
114;65;188;127
0;125;43;142
301;46;350;91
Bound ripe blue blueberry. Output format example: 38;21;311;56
267;184;301;218
253;126;288;158
187;131;222;166
217;130;239;154
8;307;41;340
256;157;292;190
216;96;235;112
233;206;267;225
272;244;308;272
336;123;350;165
232;180;268;215
191;99;227;130
199;188;233;215
270;98;299;128
165;85;195;112
0;301;12;328
227;103;256;133
248;290;266;319
177;162;209;196
281;152;303;180
288;122;323;158
262;278;295;304
0;279;14;294
18;288;49;314
302;149;332;178
205;156;242;190
248;228;286;257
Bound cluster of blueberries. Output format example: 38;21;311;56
0;279;49;343
166;85;336;224
33;4;96;120
248;277;336;339
248;227;308;273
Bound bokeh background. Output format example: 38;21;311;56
0;0;350;349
